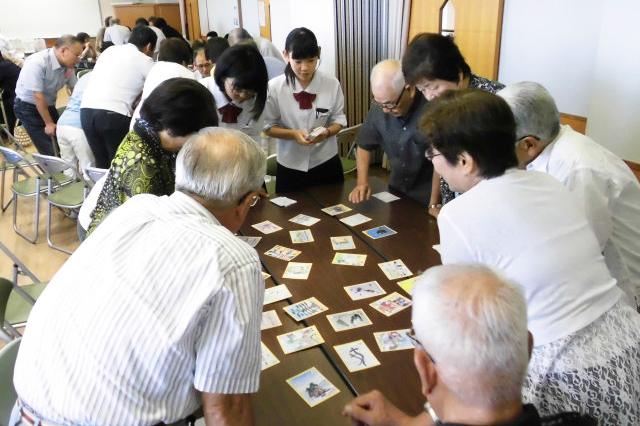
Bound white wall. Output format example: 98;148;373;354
240;0;260;36
202;0;240;37
270;0;336;78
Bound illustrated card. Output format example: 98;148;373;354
252;220;282;234
290;229;314;244
289;214;321;226
321;204;352;216
339;213;372;227
369;292;413;317
344;281;386;300
334;340;381;372
363;225;397;240
263;284;292;305
372;191;400;203
397;276;419;296
330;235;355;250
432;244;442;255
261;310;282;330
264;245;301;261
283;297;328;321
378;259;413;280
326;309;373;332
237;235;262;247
270;196;297;207
261;342;280;370
283;262;312;280
277;325;325;354
286;367;340;407
332;253;367;266
373;329;415;352
261;271;271;280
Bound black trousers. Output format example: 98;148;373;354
13;98;59;156
276;154;344;193
80;108;131;168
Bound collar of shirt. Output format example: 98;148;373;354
169;191;221;225
442;404;541;426
292;71;322;94
526;124;568;173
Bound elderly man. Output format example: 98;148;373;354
499;82;640;310
80;25;156;168
103;17;131;45
11;127;267;426
228;27;284;62
348;60;432;205
343;264;596;426
13;35;82;155
193;47;213;79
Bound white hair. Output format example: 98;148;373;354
497;82;560;142
370;60;406;94
175;127;266;209
109;17;120;25
412;264;529;408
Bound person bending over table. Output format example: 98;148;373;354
420;89;640;424
348;59;432;205
343;264;597;426
402;33;504;218
11;128;267;426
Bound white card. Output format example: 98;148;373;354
277;325;325;354
270;196;297;207
289;214;321;226
378;259;413;280
330;235;356;250
344;281;386;300
286;367;340;407
334;340;381;372
283;297;328;321
432;244;442;254
252;220;282;234
326;309;373;332
261;271;271;280
373;329;415;352
261;310;282;330
264;245;301;261
283;262;312;280
373;191;400;202
339;213;372;227
369;292;413;317
261;342;280;370
321;204;352;216
290;229;314;244
237;235;262;247
332;253;367;266
263;284;292;305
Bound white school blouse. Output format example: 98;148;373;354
263;71;347;171
200;76;263;143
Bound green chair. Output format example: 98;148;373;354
265;154;277;196
77;69;92;79
337;124;361;174
0;337;21;425
0;278;47;343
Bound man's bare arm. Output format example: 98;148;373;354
201;392;254;426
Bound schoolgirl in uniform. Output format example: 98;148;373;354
263;27;347;192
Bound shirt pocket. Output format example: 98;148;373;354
312;108;332;128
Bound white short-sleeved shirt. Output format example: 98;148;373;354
129;61;196;130
14;48;77;105
148;25;166;53
200;76;263;143
527;125;640;307
263;71;347;171
80;43;154;116
103;24;131;45
14;191;263;425
437;169;622;346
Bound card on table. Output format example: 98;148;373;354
264;245;301;261
270;196;297;207
290;229;314;244
363;225;397;239
277;325;325;354
334;340;381;372
261;271;271;280
372;191;400;203
321;204;352;216
261;310;282;330
286;367;340;407
237;235;262;247
432;244;442;255
326;308;373;332
289;213;321;227
369;292;413;317
344;281;386;300
283;297;328;321
373;329;415;352
378;259;413;280
332;253;367;266
263;284;292;305
339;213;372;227
252;220;282;234
330;235;356;250
283;262;313;280
261;342;280;370
397;276;419;296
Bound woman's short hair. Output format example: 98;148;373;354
140;78;218;137
402;33;471;85
420;89;517;178
205;37;230;63
158;37;192;64
284;27;320;86
214;44;268;119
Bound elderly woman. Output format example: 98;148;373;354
402;33;504;218
421;89;640;425
85;77;217;234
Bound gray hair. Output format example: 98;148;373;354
228;28;252;46
412;264;529;408
175;127;266;209
109;17;120;25
55;34;80;48
370;59;405;94
497;82;560;142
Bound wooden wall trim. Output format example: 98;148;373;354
559;112;587;135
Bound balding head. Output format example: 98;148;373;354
412;264;529;409
228;28;252;46
370;60;413;116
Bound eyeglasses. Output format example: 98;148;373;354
238;192;260;207
407;327;436;364
425;147;442;161
195;62;213;69
371;86;406;110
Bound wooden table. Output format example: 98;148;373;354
244;177;442;424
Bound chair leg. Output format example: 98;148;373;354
0;163;11;211
12;191;40;244
45;201;73;255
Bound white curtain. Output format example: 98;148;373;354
387;0;411;60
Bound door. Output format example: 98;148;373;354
185;0;202;40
